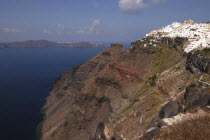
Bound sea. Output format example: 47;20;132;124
0;43;130;140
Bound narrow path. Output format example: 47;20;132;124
199;75;210;86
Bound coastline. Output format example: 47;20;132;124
0;40;106;48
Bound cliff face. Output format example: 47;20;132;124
41;41;210;140
186;49;210;73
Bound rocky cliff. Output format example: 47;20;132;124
186;49;210;73
40;40;210;140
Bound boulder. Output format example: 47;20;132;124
94;122;107;140
184;85;210;110
94;121;114;140
159;101;181;119
142;118;167;140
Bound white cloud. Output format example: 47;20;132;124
74;19;102;35
0;28;23;33
119;0;147;13
43;19;102;35
89;19;101;32
118;0;170;14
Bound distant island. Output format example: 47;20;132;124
0;40;105;48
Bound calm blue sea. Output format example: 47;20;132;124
0;44;130;140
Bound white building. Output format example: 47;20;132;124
145;20;210;53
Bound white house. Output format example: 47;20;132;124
145;20;210;53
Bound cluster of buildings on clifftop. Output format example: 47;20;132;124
145;20;210;53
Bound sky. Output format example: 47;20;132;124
0;0;210;42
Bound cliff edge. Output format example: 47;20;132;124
40;39;210;140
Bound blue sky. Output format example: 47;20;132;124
0;0;210;42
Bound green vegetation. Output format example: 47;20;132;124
71;64;81;76
173;37;188;48
121;75;159;113
160;37;174;45
151;46;183;73
121;100;137;113
124;45;184;117
202;74;210;83
147;73;157;86
198;48;210;56
141;91;168;118
135;77;156;98
160;37;188;50
121;40;185;117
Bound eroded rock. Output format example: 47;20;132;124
159;101;182;119
186;52;210;73
184;85;210;110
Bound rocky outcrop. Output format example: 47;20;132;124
94;122;107;140
109;63;144;82
142;118;167;140
95;78;121;89
159;101;182;119
110;43;123;48
93;121;115;140
186;51;210;73
184;85;210;110
143;83;210;140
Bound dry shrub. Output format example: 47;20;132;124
155;115;210;140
